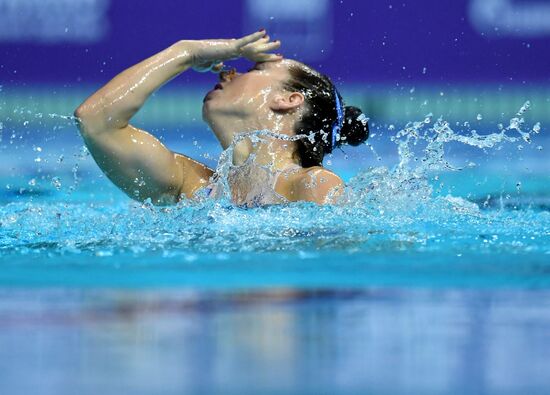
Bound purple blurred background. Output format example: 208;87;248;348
1;0;550;85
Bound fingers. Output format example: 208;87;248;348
231;30;283;63
253;40;281;53
251;53;283;63
237;30;267;47
240;31;282;62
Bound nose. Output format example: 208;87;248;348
219;68;239;82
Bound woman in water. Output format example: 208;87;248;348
74;30;369;207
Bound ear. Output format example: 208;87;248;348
270;92;304;112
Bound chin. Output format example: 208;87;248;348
201;99;215;121
202;95;228;121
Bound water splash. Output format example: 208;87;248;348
0;103;548;262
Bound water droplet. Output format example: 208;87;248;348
476;114;483;121
517;101;530;116
51;177;62;190
79;146;89;156
134;178;146;187
424;113;433;124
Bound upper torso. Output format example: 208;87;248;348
233;162;306;206
201;162;341;207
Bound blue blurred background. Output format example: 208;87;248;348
2;4;550;395
1;0;549;130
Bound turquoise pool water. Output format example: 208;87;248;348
1;108;549;394
1;288;550;395
1;111;549;288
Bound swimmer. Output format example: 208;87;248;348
74;30;369;206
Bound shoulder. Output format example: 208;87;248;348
289;166;345;204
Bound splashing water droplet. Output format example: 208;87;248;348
517;101;530;116
80;146;89;158
424;113;433;124
51;177;62;190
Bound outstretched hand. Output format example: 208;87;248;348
187;30;282;72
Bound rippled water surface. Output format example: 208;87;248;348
2;104;550;395
2;288;550;395
1;106;549;287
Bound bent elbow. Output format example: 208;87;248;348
73;103;106;135
73;105;93;137
73;106;83;121
74;103;92;123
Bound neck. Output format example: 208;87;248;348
210;112;302;170
233;135;300;169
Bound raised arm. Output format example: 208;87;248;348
74;31;280;205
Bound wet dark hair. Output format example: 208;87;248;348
281;61;370;168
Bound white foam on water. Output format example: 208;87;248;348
0;102;548;258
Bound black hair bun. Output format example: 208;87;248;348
336;106;369;147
